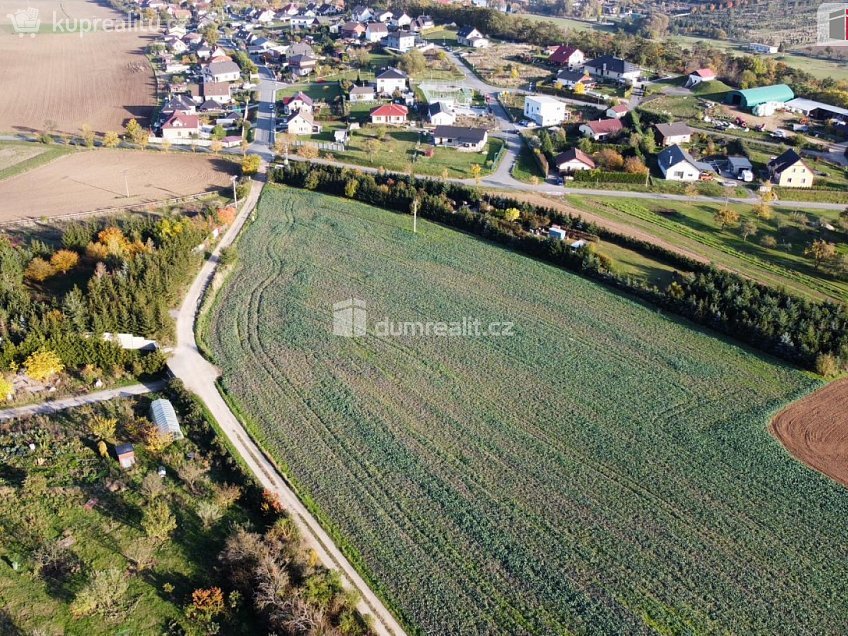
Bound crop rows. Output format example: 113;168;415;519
203;186;848;635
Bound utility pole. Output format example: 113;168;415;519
232;175;238;207
124;172;130;198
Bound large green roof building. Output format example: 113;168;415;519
726;84;795;109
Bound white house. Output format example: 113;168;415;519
554;69;594;90
376;10;393;22
365;22;389;42
349;84;377;102
553;148;595;173
685;68;716;88
387;32;416;52
457;26;488;47
391;11;413;28
749;42;778;54
579;118;623;140
287;110;321;135
523;95;567;127
283;91;314;114
605;103;629;119
375;68;408;95
655;122;692;146
370;103;408;125
583;55;641;84
256;9;276;23
203;82;233;105
204;60;241;83
428;101;456;126
432;126;488;152
658;144;707;181
549;44;585;70
162;113;200;140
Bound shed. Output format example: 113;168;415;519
726;156;753;176
726;84;794;110
549;227;567;240
115;443;136;469
149;399;184;440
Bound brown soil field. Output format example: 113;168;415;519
0;150;237;220
770;378;848;488
0;0;155;134
463;43;549;88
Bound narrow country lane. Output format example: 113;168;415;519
166;173;408;636
0;381;165;421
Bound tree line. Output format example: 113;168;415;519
272;162;848;374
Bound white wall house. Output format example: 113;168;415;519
657;144;703;181
523;95;567;127
375;68;408;95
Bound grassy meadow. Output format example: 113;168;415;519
201;185;848;634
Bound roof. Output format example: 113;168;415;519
366;22;388;32
609;103;629;114
371;103;409;117
655;122;692;138
457;26;481;37
584;55;639;74
727;84;794;107
289;54;317;65
784;97;848;117
350;84;375;94
203;82;231;96
428;101;452;116
149;399;183;440
727;155;753;170
162;95;195;111
207;60;241;76
525;94;565;106
289;109;315;124
163;113;199;129
284;91;314;105
115;442;134;456
433;125;487;143
556;69;590;82
549;44;582;64
554;147;595;169
376;67;407;79
691;68;716;79
583;118;623;134
768;148;807;173
657;144;706;172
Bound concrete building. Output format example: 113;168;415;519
523;95;567;127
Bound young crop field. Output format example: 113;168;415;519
202;186;848;635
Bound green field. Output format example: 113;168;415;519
201;185;848;634
564;195;848;302
0;142;70;181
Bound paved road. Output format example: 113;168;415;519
166;173;406;636
251;65;284;161
0;380;165;421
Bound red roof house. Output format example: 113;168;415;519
549;45;585;69
370;103;409;125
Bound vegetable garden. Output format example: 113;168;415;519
202;186;848;635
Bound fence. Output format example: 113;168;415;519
418;81;474;107
292;139;345;152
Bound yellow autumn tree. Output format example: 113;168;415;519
50;249;80;274
24;349;64;382
0;375;13;402
25;257;55;282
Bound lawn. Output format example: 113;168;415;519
326;128;504;178
201;185;848;635
0;142;70;181
277;82;342;102
564;195;848;301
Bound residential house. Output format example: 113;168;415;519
370;103;409;124
161;113;200;139
288;41;315;57
161;95;196;118
115;443;136;469
288;54;318;76
205;60;241;83
291;15;319;28
457;26;489;48
283;91;314;114
387;32;416;52
349;84;377;102
578;118;623;140
287;110;322;135
654;122;692;146
584;55;641;84
256;8;276;23
554;69;594;90
523;95;567;127
375;68;408;95
281;3;301;16
365;22;389;42
605;103;628;119
391;11;413;28
413;15;434;31
196;43;213;60
657;144;708;181
749;42;778;54
768;149;813;187
341;21;365;38
350;5;373;21
549;45;585;69
432;126;488;151
167;37;188;54
203;81;233;104
553;148;595;173
428;101;456;126
685;68;716;88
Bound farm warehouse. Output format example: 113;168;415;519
203;187;848;634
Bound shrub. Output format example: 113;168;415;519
25;257;55;282
24;349;64;382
